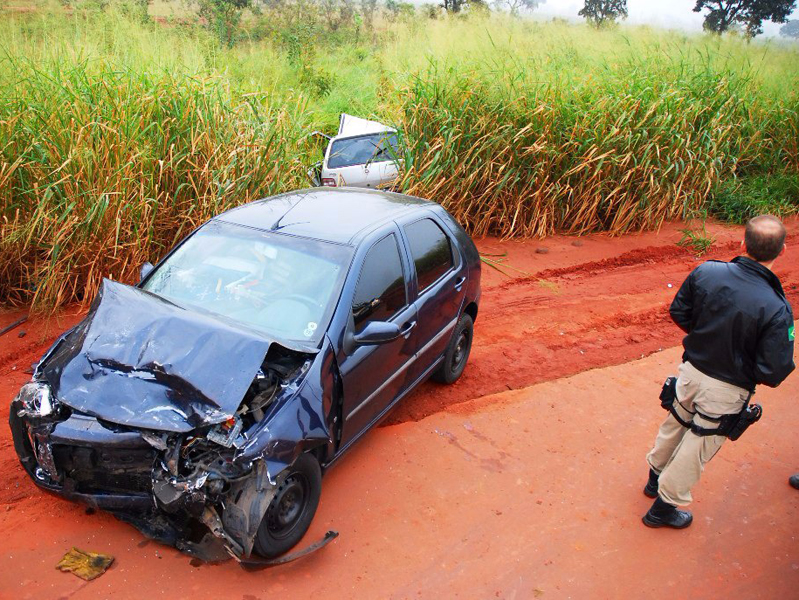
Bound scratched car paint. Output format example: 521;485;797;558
9;188;481;562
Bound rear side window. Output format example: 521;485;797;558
404;219;454;292
352;234;406;332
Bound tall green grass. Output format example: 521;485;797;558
396;40;799;236
1;9;798;308
0;51;309;306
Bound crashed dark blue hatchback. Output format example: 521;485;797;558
10;188;481;561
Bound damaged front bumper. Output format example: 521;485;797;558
9;400;283;562
10;289;341;562
10;408;155;511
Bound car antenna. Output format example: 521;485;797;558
270;197;309;232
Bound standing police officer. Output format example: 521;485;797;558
643;215;795;528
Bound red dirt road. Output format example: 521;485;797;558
1;221;798;598
387;220;799;425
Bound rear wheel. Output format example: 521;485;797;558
431;313;473;384
253;453;322;558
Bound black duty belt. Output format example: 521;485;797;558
658;376;762;441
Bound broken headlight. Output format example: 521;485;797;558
15;381;58;418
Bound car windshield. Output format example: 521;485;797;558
142;221;353;344
328;133;399;169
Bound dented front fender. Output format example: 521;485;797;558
234;336;339;474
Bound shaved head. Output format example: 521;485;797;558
744;215;786;263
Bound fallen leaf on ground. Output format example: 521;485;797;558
56;547;114;581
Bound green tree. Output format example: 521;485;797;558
319;0;355;31
421;3;440;18
441;0;466;13
579;0;628;27
196;0;252;46
385;0;415;21
359;0;377;31
125;0;152;23
693;0;797;38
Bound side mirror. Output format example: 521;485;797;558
307;162;322;187
353;321;401;345
308;131;331;160
139;262;155;283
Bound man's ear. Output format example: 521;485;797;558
780;243;787;257
740;239;746;253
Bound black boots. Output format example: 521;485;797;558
643;468;659;498
642;496;693;529
642;469;692;528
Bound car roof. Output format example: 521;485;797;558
214;188;434;245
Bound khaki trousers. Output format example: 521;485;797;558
646;361;749;506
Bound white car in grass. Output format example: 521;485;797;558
308;114;401;189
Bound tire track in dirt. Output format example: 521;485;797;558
494;234;797;292
499;244;695;288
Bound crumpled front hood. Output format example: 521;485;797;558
37;279;310;433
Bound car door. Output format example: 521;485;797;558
376;133;401;188
323;134;378;188
399;214;466;382
378;160;400;188
337;229;418;447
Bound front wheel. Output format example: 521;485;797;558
431;313;473;384
253;453;322;558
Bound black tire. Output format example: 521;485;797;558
253;452;322;558
431;313;474;384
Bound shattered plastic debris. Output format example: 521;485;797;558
56;547;114;581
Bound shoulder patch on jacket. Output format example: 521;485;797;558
789;326;795;341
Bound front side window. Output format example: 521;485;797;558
142;221;353;344
328;133;399;169
404;218;454;292
352;234;406;332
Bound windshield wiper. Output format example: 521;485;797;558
364;141;384;171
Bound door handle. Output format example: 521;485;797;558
400;321;417;337
454;276;466;291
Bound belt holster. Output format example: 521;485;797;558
658;376;761;441
691;397;761;441
659;376;693;428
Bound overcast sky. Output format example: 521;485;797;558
529;0;798;38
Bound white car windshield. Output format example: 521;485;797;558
328;133;399;169
142;221;353;344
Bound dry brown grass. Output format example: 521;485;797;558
0;65;307;309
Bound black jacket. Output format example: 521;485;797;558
670;256;795;391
